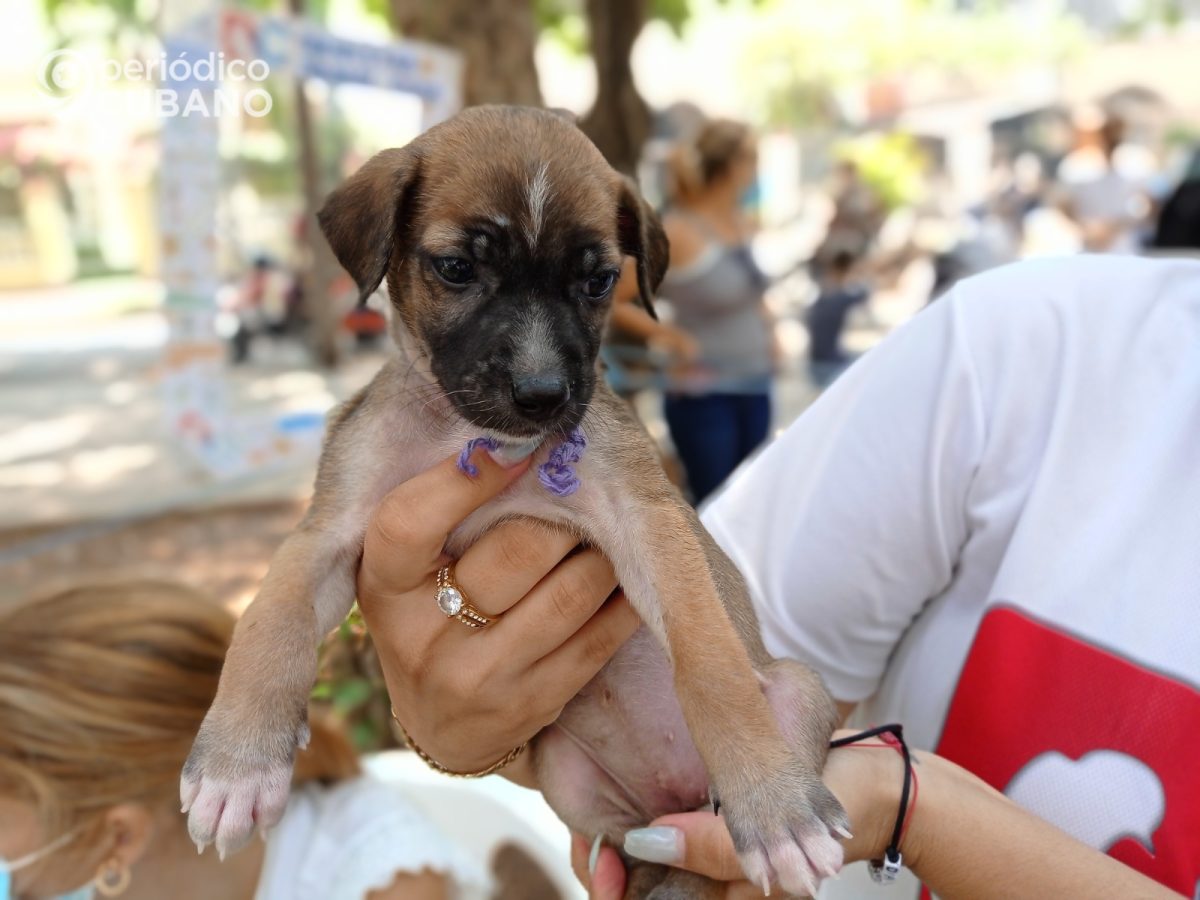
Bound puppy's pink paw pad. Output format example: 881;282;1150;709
183;764;291;857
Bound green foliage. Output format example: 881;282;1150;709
230;0;285;11
44;0;139;25
651;0;693;35
536;0;590;56
351;718;382;749
40;0;340;38
1164;123;1200;151
535;0;575;30
650;0;770;35
311;603;399;753
330;676;375;711
739;0;1087;129
360;0;391;26
1116;0;1187;35
835;132;926;211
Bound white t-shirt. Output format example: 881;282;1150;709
703;256;1200;897
254;776;490;900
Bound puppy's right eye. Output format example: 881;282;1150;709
431;257;474;285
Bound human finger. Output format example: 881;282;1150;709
624;812;744;882
527;591;641;692
360;447;530;596
571;834;627;900
496;549;620;661
450;518;581;617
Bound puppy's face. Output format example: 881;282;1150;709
318;106;668;440
406;157;623;438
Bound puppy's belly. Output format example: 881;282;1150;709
535;627;712;837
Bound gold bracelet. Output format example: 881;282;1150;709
390;707;527;778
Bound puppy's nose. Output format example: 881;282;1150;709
511;373;571;419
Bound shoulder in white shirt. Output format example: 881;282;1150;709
702;255;1200;897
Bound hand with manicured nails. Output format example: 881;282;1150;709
356;446;642;780
569;732;908;898
567;731;1184;900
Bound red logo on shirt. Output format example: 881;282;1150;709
935;606;1200;896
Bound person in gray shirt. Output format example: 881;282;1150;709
658;118;777;503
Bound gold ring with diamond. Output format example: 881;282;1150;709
435;565;496;628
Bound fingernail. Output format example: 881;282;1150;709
588;834;602;877
623;826;683;865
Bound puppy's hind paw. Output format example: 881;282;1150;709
720;769;850;897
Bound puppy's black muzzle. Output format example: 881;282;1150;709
511;372;571;422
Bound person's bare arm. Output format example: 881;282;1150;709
906;751;1179;899
573;738;1181;900
662;212;705;269
609;257;699;361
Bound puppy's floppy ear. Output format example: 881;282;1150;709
616;176;669;321
317;146;422;304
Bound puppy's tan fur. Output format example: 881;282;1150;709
183;107;846;898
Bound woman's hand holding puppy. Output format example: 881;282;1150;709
357;447;640;781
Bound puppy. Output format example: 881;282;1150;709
182;106;848;898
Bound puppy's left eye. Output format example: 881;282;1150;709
584;271;618;300
432;257;474;285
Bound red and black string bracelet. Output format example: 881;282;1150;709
829;723;917;884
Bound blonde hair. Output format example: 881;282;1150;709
0;579;358;840
668;118;754;201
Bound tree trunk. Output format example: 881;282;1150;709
294;80;343;369
288;0;341;368
388;0;542;107
579;0;651;175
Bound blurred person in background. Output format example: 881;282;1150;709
603;256;700;400
1055;109;1148;254
230;255;279;365
228;252;310;365
659;118;778;504
0;580;488;900
805;249;869;388
815;160;886;274
1152;147;1200;253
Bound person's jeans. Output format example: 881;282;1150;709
664;391;771;505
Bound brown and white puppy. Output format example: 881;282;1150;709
182;106;848;898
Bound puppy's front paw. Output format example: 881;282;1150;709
718;763;849;897
180;713;310;859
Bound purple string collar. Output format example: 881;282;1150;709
457;428;587;497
